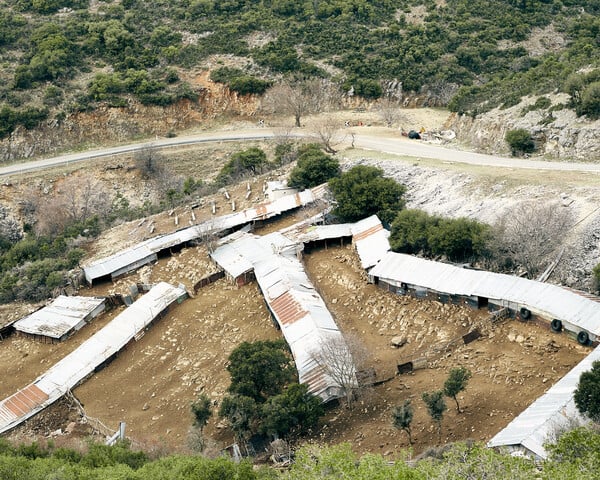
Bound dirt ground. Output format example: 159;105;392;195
1;219;588;458
0;107;592;458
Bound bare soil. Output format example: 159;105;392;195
0;108;592;458
1;226;587;458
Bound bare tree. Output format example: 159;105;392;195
310;332;369;407
376;95;405;128
134;144;165;178
262;78;340;127
489;201;574;278
309;116;346;154
35;174;110;236
425;80;459;107
0;206;22;243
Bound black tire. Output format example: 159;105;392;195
400;282;408;290
551;319;562;332
519;307;531;320
577;331;590;345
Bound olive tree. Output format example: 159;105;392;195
422;390;447;442
392;399;414;444
443;366;472;413
574;360;600;422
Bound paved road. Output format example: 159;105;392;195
2;129;600;177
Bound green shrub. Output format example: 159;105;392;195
288;144;340;189
329;165;406;225
505;128;535;156
578;81;600;119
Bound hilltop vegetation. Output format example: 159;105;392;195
1;0;599;139
1;428;600;480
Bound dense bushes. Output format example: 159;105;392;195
209;67;271;95
389;209;490;262
329;165;406;225
2;0;600;118
288;144;340;189
505;128;535;156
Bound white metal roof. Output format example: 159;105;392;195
83;186;326;283
351;215;391;269
83;245;156;283
0;282;186;435
212;231;355;402
35;282;186;397
369;251;600;338
488;344;600;459
14;296;106;339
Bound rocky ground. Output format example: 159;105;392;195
0;106;599;459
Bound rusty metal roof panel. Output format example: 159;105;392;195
351;215;390;269
14;296;106;339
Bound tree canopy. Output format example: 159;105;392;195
574;360;600;422
288;144;340;189
226;340;296;403
443;366;472;413
329;165;406;225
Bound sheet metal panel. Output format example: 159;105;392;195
370;252;600;337
14;296;106;339
351;215;390;269
84;245;156;283
488;344;600;459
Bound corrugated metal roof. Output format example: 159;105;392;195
0;282;186;435
14;296;106;339
488;344;600;459
351;215;391;269
212;232;356;402
83;186;326;283
369;251;600;338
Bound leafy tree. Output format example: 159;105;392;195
329;165;406;225
422;390;447;442
218;394;258;443
443;366;472;413
574;360;600;422
288;144;340;189
578;81;600;119
505;128;535;156
226;340;296;402
191;393;212;433
216;147;267;185
392;399;414;444
428;218;489;262
389;209;436;255
260;383;324;438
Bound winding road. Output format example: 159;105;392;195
2;128;600;177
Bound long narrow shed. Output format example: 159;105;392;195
488;344;600;459
369;251;600;343
211;231;357;402
83;185;326;284
0;282;186;435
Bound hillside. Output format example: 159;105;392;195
1;0;600;160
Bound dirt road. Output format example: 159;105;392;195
3;126;600;178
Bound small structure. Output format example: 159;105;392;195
369;251;600;346
488;344;600;459
265;181;298;201
14;296;106;343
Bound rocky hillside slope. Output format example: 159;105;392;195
449;93;600;161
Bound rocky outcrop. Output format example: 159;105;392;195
0;80;260;162
449;94;600;161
